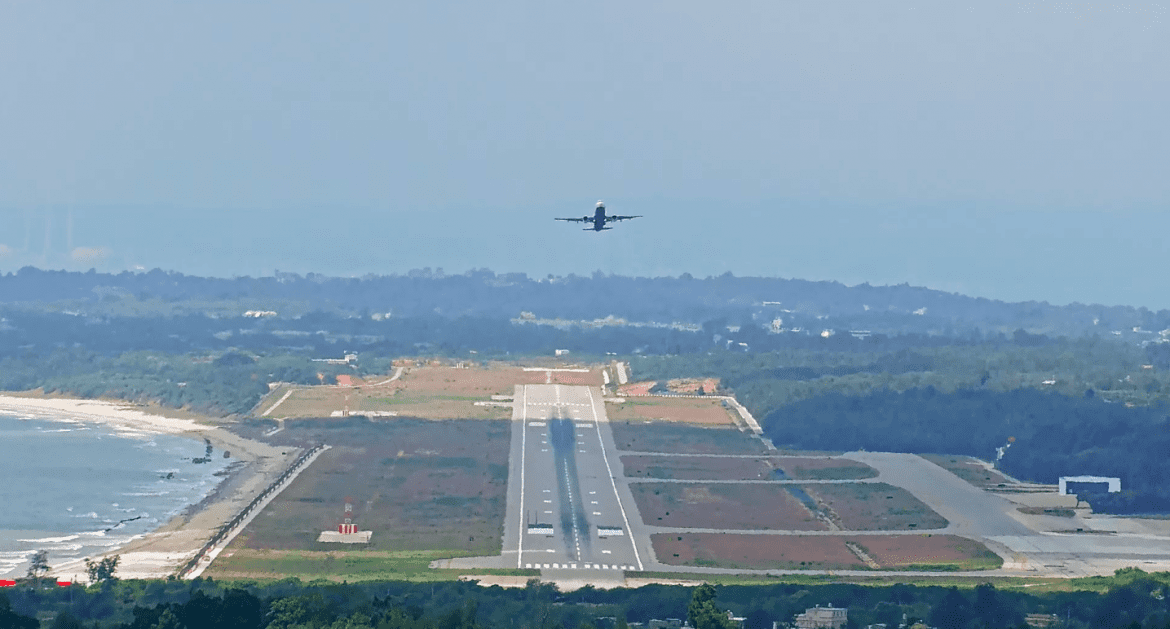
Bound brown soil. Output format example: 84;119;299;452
653;533;863;570
607;397;736;426
774;458;878;480
666;378;720;394
653;533;996;570
618;382;656;396
264;364;604;419
857;534;994;567
803;483;949;531
383;365;546;395
631;483;826;530
546;371;603;385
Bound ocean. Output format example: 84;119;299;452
0;411;230;579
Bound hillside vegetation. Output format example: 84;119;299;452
3;267;1169;513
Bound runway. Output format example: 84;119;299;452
506;384;645;575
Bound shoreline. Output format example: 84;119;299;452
0;394;296;582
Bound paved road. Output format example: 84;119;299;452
846;452;1036;538
845;452;1170;576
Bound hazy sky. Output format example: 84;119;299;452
1;2;1167;308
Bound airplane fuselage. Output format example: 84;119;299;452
590;206;608;231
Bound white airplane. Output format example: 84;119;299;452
555;201;641;231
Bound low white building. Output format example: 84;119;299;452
793;605;847;629
1059;476;1121;495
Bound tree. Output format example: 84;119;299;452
688;585;735;629
972;582;1022;627
267;593;332;629
84;555;120;583
0;594;38;629
152;608;186;629
928;588;971;629
743;609;771;629
50;610;84;629
26;549;49;586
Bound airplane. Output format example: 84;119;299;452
555;201;641;231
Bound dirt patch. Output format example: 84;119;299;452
262;364;604;419
774;458;878;480
618;382;656;396
546;371;603;385
388;365;545;393
226;417;510;556
607;397;737;426
919;454;1012;488
856;534;1002;569
611;422;769;455
653;533;1001;571
803;483;949;531
631;483;826;530
666;378;720;395
653;533;862;570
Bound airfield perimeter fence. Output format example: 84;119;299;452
176;443;327;579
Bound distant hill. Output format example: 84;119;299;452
2;266;1167;342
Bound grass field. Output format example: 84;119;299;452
631;483;825;530
205;548;538;582
611;422;769;455
621;455;778;480
804;482;949;531
620;455;877;481
224;417;511;557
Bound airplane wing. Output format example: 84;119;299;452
605;215;641;223
555;217;590;222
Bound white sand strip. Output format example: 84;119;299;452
0;394;296;582
0;395;211;435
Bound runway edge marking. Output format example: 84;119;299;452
587;385;644;571
517;385;527;569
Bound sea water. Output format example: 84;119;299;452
0;411;230;579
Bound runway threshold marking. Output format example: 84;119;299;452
527;563;635;571
587;386;644;571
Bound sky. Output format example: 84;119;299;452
1;1;1167;308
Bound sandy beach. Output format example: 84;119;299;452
0;394;296;582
